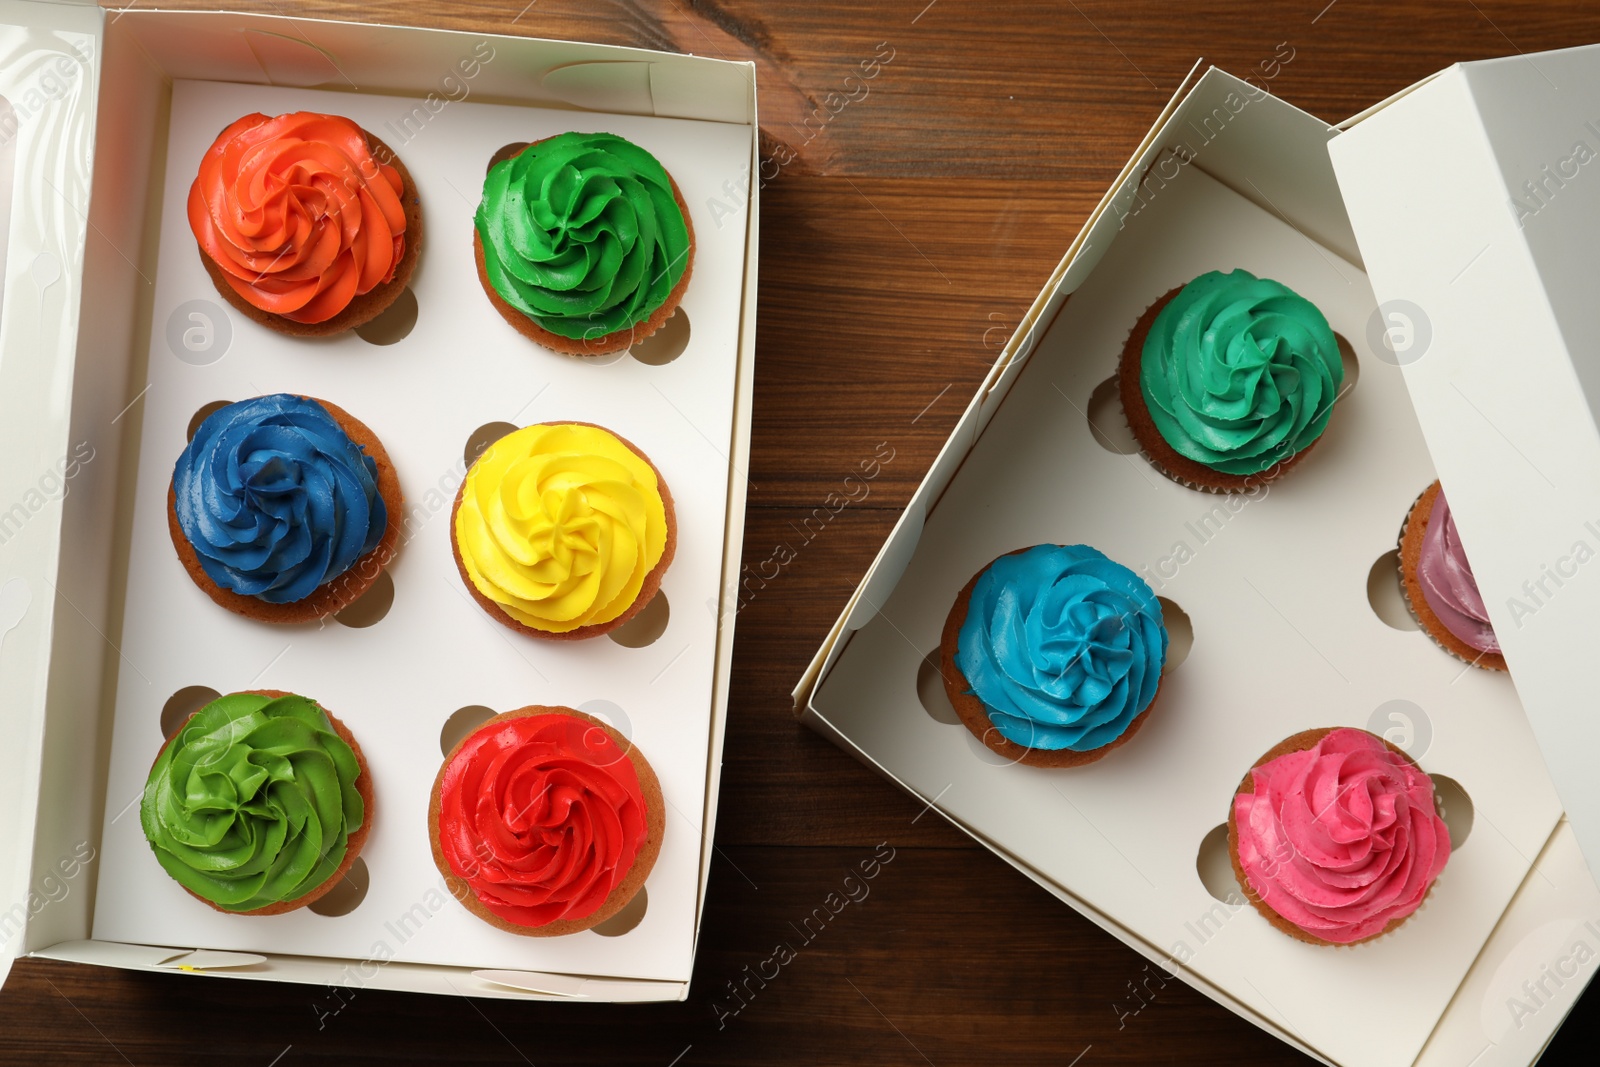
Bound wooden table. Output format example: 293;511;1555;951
8;2;1600;1062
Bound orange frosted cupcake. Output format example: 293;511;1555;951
188;111;421;335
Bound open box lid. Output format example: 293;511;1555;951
0;0;101;989
1329;42;1600;880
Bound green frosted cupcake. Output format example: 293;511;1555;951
1117;268;1344;492
473;131;695;356
141;690;371;915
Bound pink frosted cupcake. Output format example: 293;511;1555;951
1228;727;1450;945
1399;481;1506;671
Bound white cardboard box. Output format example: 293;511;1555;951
0;2;759;1002
797;55;1600;1065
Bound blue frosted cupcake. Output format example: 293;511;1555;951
167;394;402;623
939;544;1168;767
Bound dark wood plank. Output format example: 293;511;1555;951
723;506;972;849
10;845;1599;1063
10;0;1600;1063
0;848;1304;1065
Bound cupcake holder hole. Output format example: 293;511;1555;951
488;141;531;174
609;592;669;648
161;685;221;739
308;856;369;916
464;421;517;468
629;309;690;366
440;705;497;757
1157;597;1192;672
1196;823;1245;905
1431;774;1474;849
187;400;233;442
1368;548;1420;631
590;886;647;936
916;651;963;726
353;285;417;346
333;569;394;628
1335;333;1359;398
1086;375;1140;455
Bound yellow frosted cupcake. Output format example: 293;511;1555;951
450;422;675;639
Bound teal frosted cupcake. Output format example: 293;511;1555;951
939;545;1168;767
473;131;695;356
1117;269;1344;492
141;690;371;914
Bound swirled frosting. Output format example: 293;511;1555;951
455;423;668;632
956;544;1166;751
1417;486;1499;654
475;132;690;340
1142;269;1342;475
141;692;364;912
174;394;387;604
437;712;651;927
188;111;407;324
1233;728;1449;944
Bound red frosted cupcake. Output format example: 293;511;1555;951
188;111;422;335
429;707;664;936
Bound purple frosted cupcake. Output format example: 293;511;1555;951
1399;481;1505;671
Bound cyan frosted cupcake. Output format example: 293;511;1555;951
939;544;1168;767
1117;269;1344;492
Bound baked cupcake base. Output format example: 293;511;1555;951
473;137;695;357
167;397;404;624
429;706;665;936
197;125;422;337
161;690;373;916
449;422;676;641
1398;481;1508;672
1117;287;1324;494
1227;727;1432;946
938;550;1161;768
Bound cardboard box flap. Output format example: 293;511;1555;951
0;0;101;986
1330;42;1600;878
115;10;755;124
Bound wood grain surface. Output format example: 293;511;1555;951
8;1;1600;1063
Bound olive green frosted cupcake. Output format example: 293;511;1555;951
473;131;695;356
140;690;371;915
1117;269;1344;492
